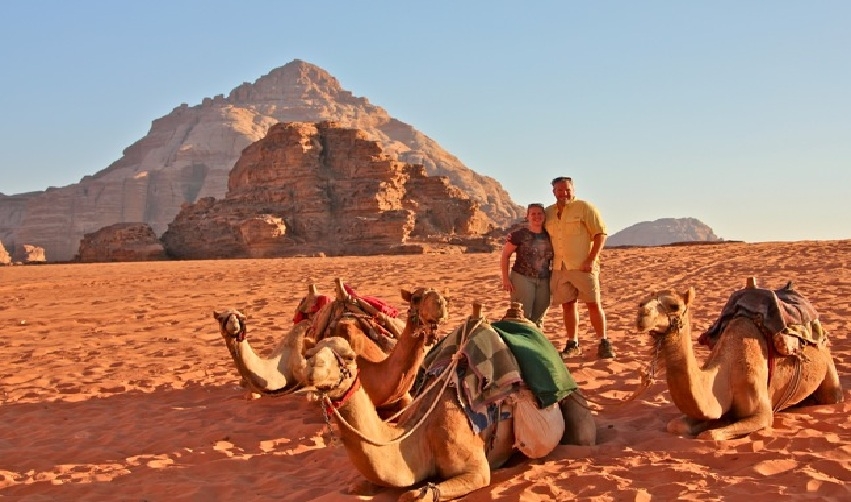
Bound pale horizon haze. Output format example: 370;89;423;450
1;1;848;242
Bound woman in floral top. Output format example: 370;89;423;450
500;203;554;326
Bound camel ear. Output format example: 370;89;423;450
401;289;412;302
683;287;696;306
213;310;222;320
442;289;452;304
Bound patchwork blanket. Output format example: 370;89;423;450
698;282;822;349
422;320;523;415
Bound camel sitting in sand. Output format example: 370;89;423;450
298;307;595;501
214;280;449;412
635;277;843;441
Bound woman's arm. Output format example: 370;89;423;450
500;241;518;292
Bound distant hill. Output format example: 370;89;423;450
607;218;722;247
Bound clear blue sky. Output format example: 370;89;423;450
1;1;848;242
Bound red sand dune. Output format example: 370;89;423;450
1;240;849;500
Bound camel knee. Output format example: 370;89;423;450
559;393;596;445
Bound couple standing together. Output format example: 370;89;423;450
500;176;615;359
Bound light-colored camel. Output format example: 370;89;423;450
213;282;399;398
299;311;595;501
635;279;844;441
214;282;449;412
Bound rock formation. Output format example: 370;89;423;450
77;223;166;262
0;241;10;265
161;121;493;259
0;60;523;262
606;217;722;247
13;244;46;263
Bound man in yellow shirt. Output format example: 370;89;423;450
544;176;615;359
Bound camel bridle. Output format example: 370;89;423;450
647;299;688;339
318;348;359;410
407;290;448;345
219;312;248;342
580;297;690;410
319;317;475;447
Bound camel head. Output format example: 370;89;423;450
213;309;248;342
296;337;360;401
401;287;450;345
636;288;695;337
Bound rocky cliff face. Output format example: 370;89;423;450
1;59;523;262
606;217;721;247
161;121;493;259
77;223;166;263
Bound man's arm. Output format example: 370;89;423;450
582;233;606;272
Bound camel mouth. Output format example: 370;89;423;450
636;318;654;332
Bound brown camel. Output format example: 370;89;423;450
338;286;449;409
299;310;595;501
214;281;449;412
635;278;843;441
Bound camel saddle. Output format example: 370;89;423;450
699;281;825;355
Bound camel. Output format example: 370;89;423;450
214;309;310;398
298;305;595;501
214;280;450;412
635;277;843;441
333;286;450;409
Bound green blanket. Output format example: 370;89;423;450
492;320;578;407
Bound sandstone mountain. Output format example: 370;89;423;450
606;217;722;247
0;59;523;262
159;121;495;259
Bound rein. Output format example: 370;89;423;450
576;305;686;411
575;334;663;410
320;318;480;447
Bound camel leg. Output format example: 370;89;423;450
399;469;490;501
559;392;596;445
696;408;773;441
347;478;384;496
812;357;844;404
667;415;733;436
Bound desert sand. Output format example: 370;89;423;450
1;239;849;501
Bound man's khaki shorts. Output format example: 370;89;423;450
550;268;601;305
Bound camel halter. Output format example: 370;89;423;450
319;317;478;447
406;291;448;345
221;313;248;342
577;302;687;411
648;303;688;338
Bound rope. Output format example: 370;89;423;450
322;317;482;446
572;336;663;411
773;356;803;412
